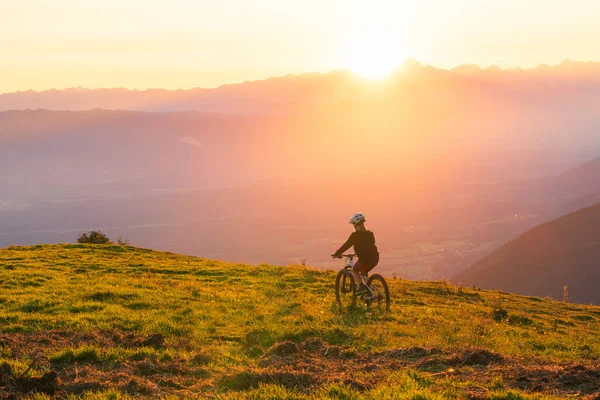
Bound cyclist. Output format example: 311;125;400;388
332;213;379;295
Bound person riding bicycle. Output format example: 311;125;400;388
332;213;379;295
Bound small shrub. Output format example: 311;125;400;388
491;293;508;321
77;231;111;244
439;279;456;294
116;236;130;246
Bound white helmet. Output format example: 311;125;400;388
349;213;366;225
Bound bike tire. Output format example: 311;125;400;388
335;269;356;309
367;274;391;310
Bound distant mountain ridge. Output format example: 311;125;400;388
2;59;600;113
2;56;600;276
454;203;600;304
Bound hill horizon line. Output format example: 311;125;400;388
3;58;600;95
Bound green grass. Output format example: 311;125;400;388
1;244;599;399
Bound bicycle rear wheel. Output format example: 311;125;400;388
335;269;356;309
366;274;391;310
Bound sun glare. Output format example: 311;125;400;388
344;30;406;79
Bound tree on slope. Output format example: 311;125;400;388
77;230;111;244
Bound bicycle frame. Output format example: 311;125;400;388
367;279;384;299
345;256;356;268
342;256;375;298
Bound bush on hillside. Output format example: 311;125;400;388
77;231;112;244
116;236;130;246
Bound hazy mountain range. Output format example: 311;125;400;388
454;203;600;304
1;60;600;289
1;59;600;114
2;108;599;279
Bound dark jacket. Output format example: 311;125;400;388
334;230;379;266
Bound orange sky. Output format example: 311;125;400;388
2;0;600;93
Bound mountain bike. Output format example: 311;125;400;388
333;254;390;310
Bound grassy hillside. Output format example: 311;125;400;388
454;203;600;304
1;244;600;399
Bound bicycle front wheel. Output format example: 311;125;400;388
367;274;391;310
335;269;356;310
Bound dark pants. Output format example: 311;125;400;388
353;260;376;275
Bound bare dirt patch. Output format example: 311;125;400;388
1;332;599;398
508;364;600;394
0;330;205;398
222;370;319;391
257;338;600;397
1;362;59;396
452;348;504;366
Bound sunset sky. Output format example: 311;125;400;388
2;0;600;93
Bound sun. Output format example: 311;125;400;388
344;30;406;79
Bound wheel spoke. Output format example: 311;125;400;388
366;274;391;310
